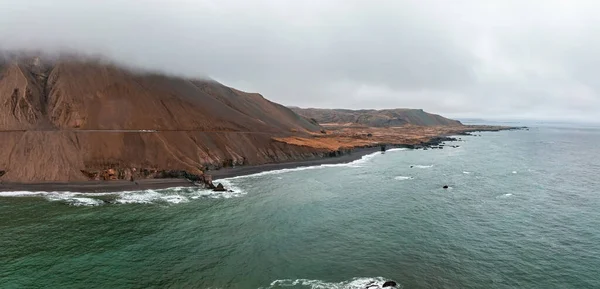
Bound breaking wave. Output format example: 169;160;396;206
412;165;433;169
261;277;398;289
394;176;413;181
0;186;245;207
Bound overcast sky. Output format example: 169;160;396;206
1;0;599;121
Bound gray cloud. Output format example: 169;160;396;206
1;0;599;121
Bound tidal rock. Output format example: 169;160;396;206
213;183;226;192
382;280;397;287
443;185;449;189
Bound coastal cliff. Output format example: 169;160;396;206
0;56;327;183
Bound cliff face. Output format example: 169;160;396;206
290;107;462;127
0;57;324;183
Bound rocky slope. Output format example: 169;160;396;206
0;56;325;183
290;107;462;127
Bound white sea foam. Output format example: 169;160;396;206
62;197;105;206
499;193;513;198
413;165;433;169
386;148;406;152
394;176;413;181
512;171;518;174
0;191;45;197
0;186;245;206
262;277;392;289
463;171;471;174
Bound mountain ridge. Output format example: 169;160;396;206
290;107;462;127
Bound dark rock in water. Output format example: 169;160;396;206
214;183;226;192
443;185;449;189
382;280;397;287
410;165;414;168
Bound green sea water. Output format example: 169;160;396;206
1;123;600;288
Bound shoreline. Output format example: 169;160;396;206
0;126;522;193
208;146;382;180
0;147;383;193
0;179;195;193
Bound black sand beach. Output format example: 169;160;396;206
208;146;382;179
0;147;382;193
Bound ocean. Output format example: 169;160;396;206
1;123;600;289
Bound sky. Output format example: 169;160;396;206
1;0;599;121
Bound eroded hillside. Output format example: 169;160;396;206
0;56;325;182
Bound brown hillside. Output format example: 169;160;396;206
0;56;324;183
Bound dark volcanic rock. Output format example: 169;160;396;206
443;185;449;189
213;183;226;192
382;280;398;287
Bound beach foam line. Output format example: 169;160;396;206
262;277;392;289
219;149;407;181
0;186;246;206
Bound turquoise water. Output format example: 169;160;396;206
2;124;600;288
